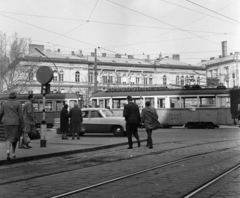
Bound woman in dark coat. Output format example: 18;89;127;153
60;104;69;139
69;103;83;140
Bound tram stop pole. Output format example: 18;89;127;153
36;66;53;148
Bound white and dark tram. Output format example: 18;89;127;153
91;87;233;128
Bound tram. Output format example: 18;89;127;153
0;93;82;128
90;87;233;128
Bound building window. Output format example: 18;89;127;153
53;70;58;81
197;76;200;84
149;78;153;85
213;69;218;78
176;76;179;85
185;76;189;85
144;77;148;85
117;76;121;84
75;71;80;82
108;76;113;83
28;71;33;81
181;76;184;86
89;75;93;83
103;76;108;84
209;70;212;78
163;75;167;85
59;70;64;82
136;77;140;84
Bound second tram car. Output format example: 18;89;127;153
90;87;233;128
0;93;82;128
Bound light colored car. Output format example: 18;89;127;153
54;108;126;136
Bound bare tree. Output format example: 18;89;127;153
0;32;36;93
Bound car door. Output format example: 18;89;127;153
88;110;104;133
82;110;90;132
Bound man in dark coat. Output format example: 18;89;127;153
123;95;141;149
60;104;69;139
141;101;161;149
69;103;83;140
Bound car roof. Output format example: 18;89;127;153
82;108;109;111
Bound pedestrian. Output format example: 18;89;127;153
69;103;83;140
60;104;69;139
0;91;25;161
123;95;141;149
141;101;161;149
22;94;36;149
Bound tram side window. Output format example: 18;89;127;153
181;97;198;108
170;97;180;108
218;97;230;107
33;103;39;111
145;97;155;108
39;101;52;111
55;101;64;111
157;98;165;108
200;97;215;108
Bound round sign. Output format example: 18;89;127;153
36;66;54;84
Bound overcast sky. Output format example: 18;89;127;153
0;0;239;64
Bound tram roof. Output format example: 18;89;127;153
0;93;80;100
91;88;230;98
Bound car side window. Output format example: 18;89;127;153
82;111;89;118
90;111;102;118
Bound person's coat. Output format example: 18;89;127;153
123;102;141;124
60;106;69;133
69;106;83;132
141;106;161;130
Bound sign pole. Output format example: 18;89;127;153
40;85;47;147
36;66;53;148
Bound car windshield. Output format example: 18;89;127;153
101;110;115;117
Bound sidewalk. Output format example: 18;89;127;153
0;129;147;165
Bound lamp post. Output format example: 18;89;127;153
35;48;60;92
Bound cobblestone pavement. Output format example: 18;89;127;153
0;129;240;198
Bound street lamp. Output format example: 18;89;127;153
35;48;60;92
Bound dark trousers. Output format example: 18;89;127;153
146;129;153;146
126;123;140;147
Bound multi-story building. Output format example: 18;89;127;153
17;44;206;104
196;41;240;88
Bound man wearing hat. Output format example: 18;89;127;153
0;91;25;161
123;95;141;149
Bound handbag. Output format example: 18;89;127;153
23;133;31;144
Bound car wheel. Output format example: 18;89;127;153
112;126;124;136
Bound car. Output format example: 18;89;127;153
54;108;126;136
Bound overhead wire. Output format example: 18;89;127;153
186;0;240;24
48;0;99;43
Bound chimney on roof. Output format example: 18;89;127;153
57;49;60;53
91;52;95;57
128;55;134;59
201;60;206;62
230;52;233;55
222;41;227;57
219;55;222;58
210;57;215;60
159;53;162;60
78;50;83;57
172;54;180;61
71;51;75;55
115;54;121;58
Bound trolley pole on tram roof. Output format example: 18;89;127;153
94;48;98;93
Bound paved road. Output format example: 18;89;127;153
0;127;240;198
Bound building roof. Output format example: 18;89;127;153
195;54;236;67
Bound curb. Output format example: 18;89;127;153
0;139;147;166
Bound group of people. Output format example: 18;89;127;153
0;91;36;161
123;95;160;149
60;103;83;140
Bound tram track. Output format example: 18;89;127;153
49;147;240;198
0;139;240;186
0;139;239;186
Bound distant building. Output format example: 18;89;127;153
17;44;206;104
196;41;240;88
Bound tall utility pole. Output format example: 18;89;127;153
94;48;98;93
